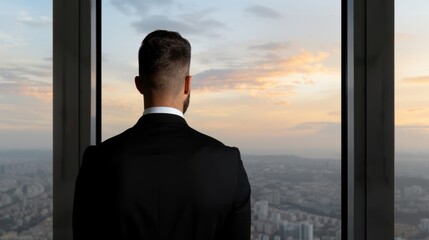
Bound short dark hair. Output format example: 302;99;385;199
138;30;191;93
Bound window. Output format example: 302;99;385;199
102;1;341;239
50;0;397;239
395;1;429;239
0;1;52;239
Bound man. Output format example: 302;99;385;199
73;30;251;240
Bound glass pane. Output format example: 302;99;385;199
395;1;429;240
0;1;53;239
103;1;341;239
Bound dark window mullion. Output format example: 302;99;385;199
343;0;394;239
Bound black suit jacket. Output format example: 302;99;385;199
73;114;251;240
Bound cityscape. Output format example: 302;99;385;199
0;151;52;240
0;150;428;240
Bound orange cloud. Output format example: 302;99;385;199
402;76;429;84
0;104;16;111
0;81;52;103
193;49;335;104
194;50;332;90
19;84;52;102
328;110;341;116
395;33;415;42
274;101;289;106
0;65;52;102
279;50;329;69
407;107;426;113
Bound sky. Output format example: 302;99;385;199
0;0;428;159
0;1;52;150
102;0;341;158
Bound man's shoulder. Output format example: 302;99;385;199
186;127;241;158
187;127;236;149
85;127;134;156
187;127;222;144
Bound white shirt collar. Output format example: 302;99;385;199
143;107;184;118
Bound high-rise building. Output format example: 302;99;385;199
273;212;281;230
256;220;265;232
299;222;313;240
336;229;341;240
264;222;275;235
271;190;281;205
255;200;269;221
419;218;429;233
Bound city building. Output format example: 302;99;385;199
299;222;314;240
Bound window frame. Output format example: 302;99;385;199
53;0;395;239
341;0;394;239
53;0;101;239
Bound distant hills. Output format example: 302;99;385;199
0;149;52;162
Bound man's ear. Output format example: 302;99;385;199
184;75;192;95
135;76;144;94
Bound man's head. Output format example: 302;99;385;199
135;30;192;113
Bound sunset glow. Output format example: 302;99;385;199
0;0;427;158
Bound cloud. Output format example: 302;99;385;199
244;5;282;19
193;50;331;91
274;101;289;106
402;76;429;84
249;42;291;52
192;49;333;105
395;33;415;42
17;11;51;27
291;121;340;134
193;69;276;90
131;12;226;37
0;103;16;111
0;65;52;102
0;33;26;48
292;78;314;85
0;80;52;102
110;1;226;38
407;107;426;113
328;110;341;116
0;65;50;80
397;124;429;130
396;124;429;134
111;0;172;15
19;83;52;102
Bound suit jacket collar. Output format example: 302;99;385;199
134;113;188;127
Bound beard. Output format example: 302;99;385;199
183;93;191;114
